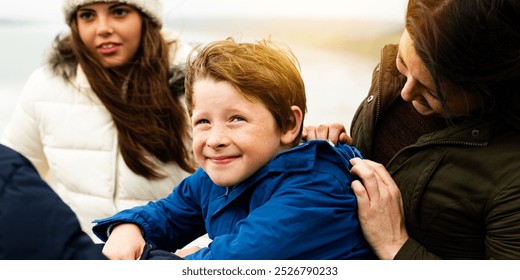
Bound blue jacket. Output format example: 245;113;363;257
0;144;105;260
93;140;376;260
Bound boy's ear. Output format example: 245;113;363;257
280;106;303;145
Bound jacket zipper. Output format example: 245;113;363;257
388;139;488;166
374;49;384;124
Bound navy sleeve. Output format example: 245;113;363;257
0;144;106;260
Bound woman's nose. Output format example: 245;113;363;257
400;77;420;102
96;16;113;36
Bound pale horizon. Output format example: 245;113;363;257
1;0;407;22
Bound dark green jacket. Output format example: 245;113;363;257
350;44;520;259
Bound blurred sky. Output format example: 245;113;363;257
1;0;408;22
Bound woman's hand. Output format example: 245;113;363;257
349;158;409;260
102;223;146;260
302;123;352;145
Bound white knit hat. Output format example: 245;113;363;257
63;0;163;26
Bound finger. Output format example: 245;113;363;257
361;160;397;191
351;180;374;223
326;123;348;145
315;124;330;141
302;125;317;141
329;123;346;134
350;158;381;201
351;179;368;205
339;133;352;145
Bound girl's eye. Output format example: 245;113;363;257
112;8;128;17
78;11;94;21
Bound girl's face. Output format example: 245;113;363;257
76;3;142;68
190;78;296;187
396;30;477;117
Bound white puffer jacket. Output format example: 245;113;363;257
1;30;192;242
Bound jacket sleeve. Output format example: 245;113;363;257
92;169;208;250
0;145;105;260
394;238;442;260
484;179;520;259
186;170;373;260
395;175;520;260
1;68;50;177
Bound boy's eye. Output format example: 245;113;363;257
231;116;245;122
195;119;209;125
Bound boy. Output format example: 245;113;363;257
92;38;375;260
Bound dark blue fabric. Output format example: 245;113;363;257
0;144;106;260
94;140;376;260
140;243;183;260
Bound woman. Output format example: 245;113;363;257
1;0;195;242
306;0;520;259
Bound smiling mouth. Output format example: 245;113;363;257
97;43;120;55
101;43;116;49
209;156;237;164
98;42;120;49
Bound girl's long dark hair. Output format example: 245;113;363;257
59;15;195;178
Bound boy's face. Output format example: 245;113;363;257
191;78;292;187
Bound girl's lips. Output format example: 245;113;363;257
97;43;120;55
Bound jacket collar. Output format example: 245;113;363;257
75;66;91;89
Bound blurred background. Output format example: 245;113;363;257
0;0;407;134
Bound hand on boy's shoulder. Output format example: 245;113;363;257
302;123;352;146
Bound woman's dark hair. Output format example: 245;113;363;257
406;0;520;121
57;13;195;178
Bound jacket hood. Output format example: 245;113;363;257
46;33;77;82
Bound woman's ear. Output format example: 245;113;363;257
280;105;303;145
